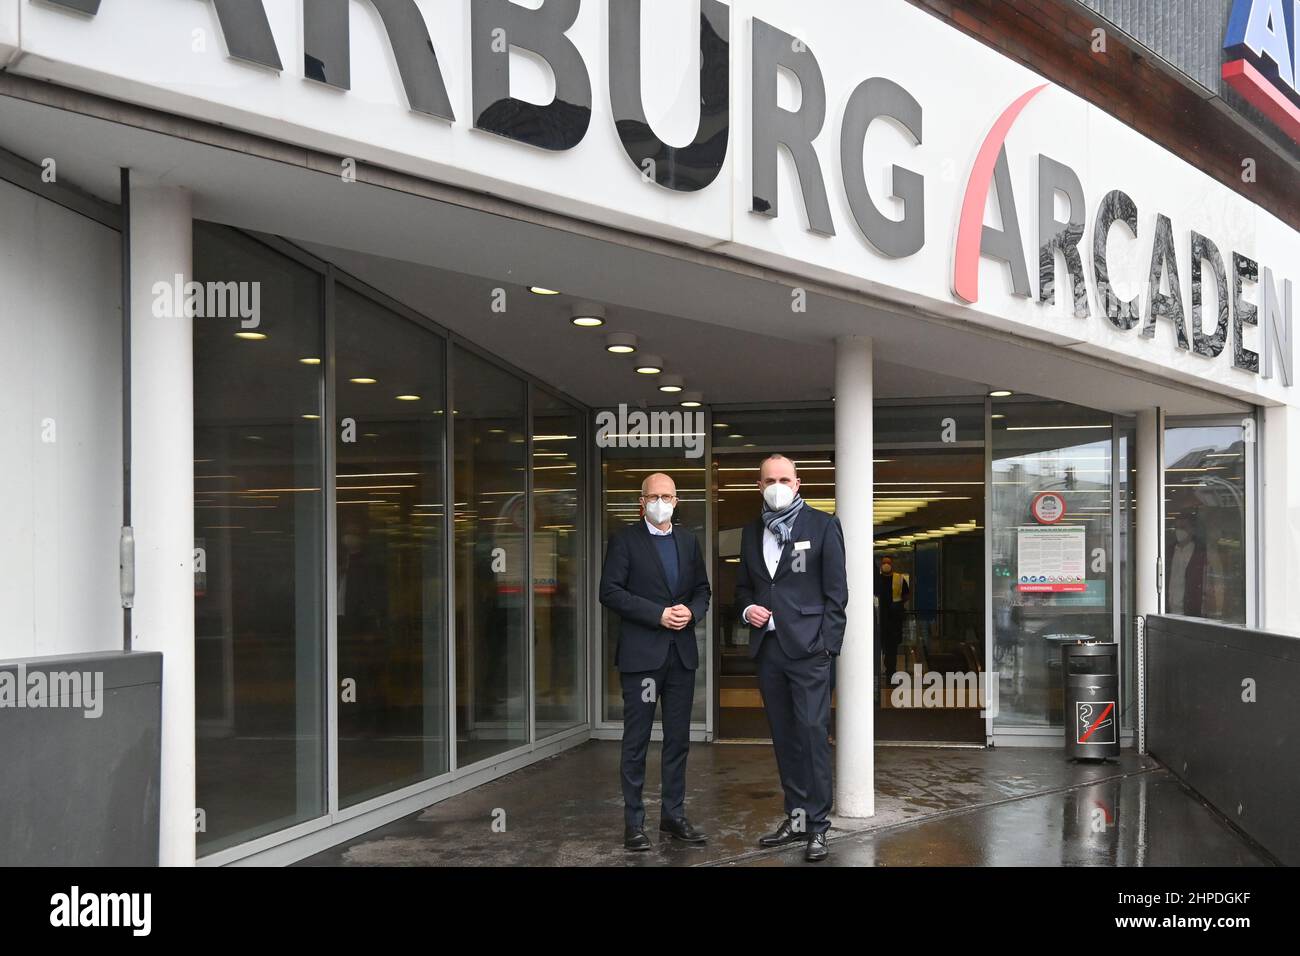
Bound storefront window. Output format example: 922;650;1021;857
991;400;1114;729
452;347;529;764
1163;421;1249;625
193;224;326;854
335;287;448;807
533;390;586;737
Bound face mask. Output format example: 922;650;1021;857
645;499;674;524
1175;529;1190;544
763;482;795;511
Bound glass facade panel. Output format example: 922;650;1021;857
335;287;448;807
193;224;326;855
533;390;587;737
452;346;529;763
1163;421;1249;624
991;400;1114;729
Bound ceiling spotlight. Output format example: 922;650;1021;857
605;332;637;354
658;374;685;393
679;391;703;408
395;394;421;402
572;303;606;328
235;331;267;340
531;286;561;296
635;355;664;374
299;357;321;365
989;389;1014;398
350;377;378;385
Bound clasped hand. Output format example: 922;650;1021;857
660;605;693;630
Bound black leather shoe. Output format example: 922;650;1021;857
805;831;829;862
659;816;707;843
624;825;651;851
758;817;805;848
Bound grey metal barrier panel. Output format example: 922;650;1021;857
0;651;162;866
1146;615;1299;865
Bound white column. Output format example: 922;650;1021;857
1135;408;1163;617
1260;404;1300;635
834;335;874;818
129;184;195;866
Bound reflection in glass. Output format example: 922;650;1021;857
335;287;448;807
533;391;586;737
1163;422;1248;624
991;401;1114;728
193;224;325;855
453;347;528;764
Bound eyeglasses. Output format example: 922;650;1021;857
641;494;677;504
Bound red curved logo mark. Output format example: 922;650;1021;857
953;84;1049;304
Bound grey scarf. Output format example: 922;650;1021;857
762;494;805;545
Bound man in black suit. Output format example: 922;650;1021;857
599;472;711;851
736;454;848;862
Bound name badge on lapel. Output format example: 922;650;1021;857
793;540;811;551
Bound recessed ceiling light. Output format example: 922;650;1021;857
605;332;637;354
350;377;378;384
531;287;561;296
729;434;745;439
235;331;267;340
571;303;606;328
657;374;684;393
989;389;1013;398
635;355;664;374
713;422;729;429
395;394;421;401
992;413;1006;420
299;357;321;365
302;414;320;421
679;391;703;408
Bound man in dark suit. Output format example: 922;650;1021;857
599;472;711;851
736;454;848;862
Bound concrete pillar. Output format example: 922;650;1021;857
1135;408;1163;618
1260;404;1300;635
128;184;195;866
834;335;874;817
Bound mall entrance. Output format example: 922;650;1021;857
709;403;986;743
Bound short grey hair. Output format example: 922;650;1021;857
760;453;797;476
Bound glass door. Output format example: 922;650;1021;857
990;400;1116;732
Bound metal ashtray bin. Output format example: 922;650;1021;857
1062;641;1119;760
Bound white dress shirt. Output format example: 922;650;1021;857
742;525;781;631
644;517;673;537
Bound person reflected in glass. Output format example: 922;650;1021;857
1167;512;1223;619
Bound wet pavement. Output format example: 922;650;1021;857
298;740;1275;867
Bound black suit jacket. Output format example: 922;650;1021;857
599;521;711;673
735;505;848;660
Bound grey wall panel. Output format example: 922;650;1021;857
1146;615;1298;865
0;651;162;866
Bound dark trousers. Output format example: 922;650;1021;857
756;633;833;834
619;641;695;828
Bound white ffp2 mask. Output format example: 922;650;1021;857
645;499;674;524
763;483;795;511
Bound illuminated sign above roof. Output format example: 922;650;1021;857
1223;0;1300;143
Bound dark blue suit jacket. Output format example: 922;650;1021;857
735;505;849;660
599;521;711;673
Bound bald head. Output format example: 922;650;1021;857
641;472;677;498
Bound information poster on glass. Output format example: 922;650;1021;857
1016;526;1087;592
